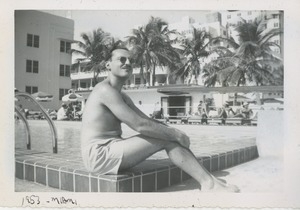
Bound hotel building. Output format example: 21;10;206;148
15;10;74;110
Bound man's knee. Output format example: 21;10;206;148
130;134;182;150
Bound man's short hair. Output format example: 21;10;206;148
106;46;129;61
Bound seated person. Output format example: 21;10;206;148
152;102;163;119
80;47;239;192
57;103;69;121
213;102;235;119
233;102;253;119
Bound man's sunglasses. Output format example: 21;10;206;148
115;57;134;64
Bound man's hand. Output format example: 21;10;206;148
179;134;190;149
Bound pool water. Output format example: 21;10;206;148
15;120;257;159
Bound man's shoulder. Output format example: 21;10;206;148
91;82;122;101
92;81;115;94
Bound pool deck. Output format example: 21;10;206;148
15;123;258;192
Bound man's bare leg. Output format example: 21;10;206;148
113;135;239;192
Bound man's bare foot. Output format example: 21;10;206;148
200;177;240;193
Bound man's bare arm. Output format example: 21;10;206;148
100;85;189;147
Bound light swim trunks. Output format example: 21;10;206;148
82;137;124;175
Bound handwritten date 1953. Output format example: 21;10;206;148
22;195;77;206
22;195;40;205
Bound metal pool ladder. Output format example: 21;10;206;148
15;92;58;153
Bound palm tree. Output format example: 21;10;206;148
209;18;283;87
204;18;283;105
174;28;212;85
127;17;180;86
202;57;233;87
71;28;122;86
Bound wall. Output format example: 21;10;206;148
15;10;74;110
256;110;284;157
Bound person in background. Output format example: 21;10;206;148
234;102;253;119
152;101;163;119
217;101;236;124
197;101;203;116
57;103;69;121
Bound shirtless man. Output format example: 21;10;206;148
81;47;239;192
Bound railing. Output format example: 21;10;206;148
15;106;31;150
138;104;284;119
123;83;166;90
15;92;58;153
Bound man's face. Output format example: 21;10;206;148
108;49;133;79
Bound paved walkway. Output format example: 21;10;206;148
158;156;283;193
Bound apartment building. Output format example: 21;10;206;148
221;10;283;56
15;10;74;110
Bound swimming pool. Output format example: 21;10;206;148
15;120;257;159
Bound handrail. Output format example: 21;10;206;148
15;92;58;153
15;107;31;150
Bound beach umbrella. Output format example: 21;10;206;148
32;91;53;102
62;89;84;103
62;89;84;119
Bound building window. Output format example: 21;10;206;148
26;60;39;73
27;34;39;48
80;82;87;88
227;15;231;19
248;11;252;15
135;77;141;85
237;13;241;16
59;64;71;77
274;23;279;27
60;40;71;53
59;65;64;76
223;31;226;36
25;86;38;94
59;88;69;100
65;65;70;77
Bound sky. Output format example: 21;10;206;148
44;10;213;41
43;10;215;62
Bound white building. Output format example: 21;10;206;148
71;11;283;115
15;10;74;110
221;10;283;56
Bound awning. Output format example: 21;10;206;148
157;85;284;94
158;90;189;95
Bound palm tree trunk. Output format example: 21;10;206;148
140;65;145;84
93;71;99;86
146;70;151;85
234;80;241;106
152;64;156;86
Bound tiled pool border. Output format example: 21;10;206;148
15;145;258;192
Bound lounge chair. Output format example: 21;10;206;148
207;118;223;125
187;115;208;124
225;118;243;125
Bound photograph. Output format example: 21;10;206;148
1;0;300;208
